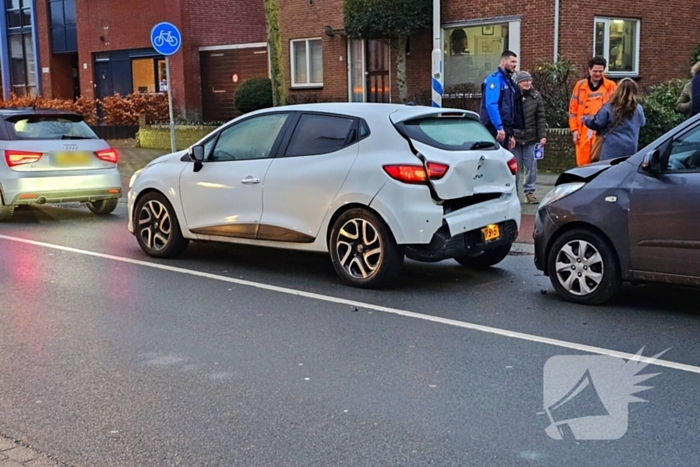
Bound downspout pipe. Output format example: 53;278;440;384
553;0;560;62
431;0;442;107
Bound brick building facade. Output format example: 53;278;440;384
278;0;700;107
0;0;269;121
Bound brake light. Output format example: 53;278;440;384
507;157;517;175
5;150;43;167
383;162;450;184
426;162;449;180
96;148;118;164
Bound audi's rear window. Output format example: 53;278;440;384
399;116;499;151
5;115;98;140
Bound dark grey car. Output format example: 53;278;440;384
534;113;700;305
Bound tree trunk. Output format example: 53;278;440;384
263;0;286;107
395;35;408;103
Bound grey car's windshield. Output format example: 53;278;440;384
6;116;98;140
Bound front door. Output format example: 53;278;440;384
179;112;292;238
365;40;390;103
629;121;700;278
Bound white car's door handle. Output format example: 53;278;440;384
241;176;260;185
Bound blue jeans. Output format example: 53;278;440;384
511;142;537;194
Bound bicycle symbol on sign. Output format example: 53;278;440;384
153;30;179;48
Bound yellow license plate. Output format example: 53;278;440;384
55;151;91;166
482;224;501;242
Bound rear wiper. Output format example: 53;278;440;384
469;141;498;150
61;135;93;139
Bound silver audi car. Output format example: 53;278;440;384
0;109;122;221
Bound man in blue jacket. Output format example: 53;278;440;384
480;50;524;150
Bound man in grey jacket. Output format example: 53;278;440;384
512;71;547;204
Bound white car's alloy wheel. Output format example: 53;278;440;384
138;200;172;252
335;218;383;279
329;208;403;288
134;192;189;259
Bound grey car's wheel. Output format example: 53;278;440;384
0;204;14;222
134;192;189;258
547;229;621;305
87;198;119;215
454;243;512;269
329;208;403;288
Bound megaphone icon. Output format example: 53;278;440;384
545;369;610;440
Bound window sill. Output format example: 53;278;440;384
606;73;640;79
291;84;323;89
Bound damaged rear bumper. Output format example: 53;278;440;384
405;219;518;262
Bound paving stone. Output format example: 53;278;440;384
4;446;39;463
0;458;25;467
0;439;17;452
25;456;61;467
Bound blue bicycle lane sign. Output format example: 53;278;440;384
150;22;181;56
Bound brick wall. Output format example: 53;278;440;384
558;0;700;87
538;129;576;173
71;0;266;119
278;0;348;102
277;0;700;107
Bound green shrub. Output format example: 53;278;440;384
234;78;273;114
530;58;578;129
639;79;687;148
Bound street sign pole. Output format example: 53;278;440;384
150;22;182;153
165;56;176;153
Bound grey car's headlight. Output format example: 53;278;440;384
538;182;585;210
129;169;144;189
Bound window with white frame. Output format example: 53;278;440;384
594;18;640;75
291;38;323;87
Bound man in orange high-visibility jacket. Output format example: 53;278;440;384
569;56;617;166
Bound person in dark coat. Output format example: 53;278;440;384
512;71;547;204
691;61;700;117
583;78;645;161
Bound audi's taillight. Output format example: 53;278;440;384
507;157;518;175
383;162;449;184
96;148;118;164
5;150;43;167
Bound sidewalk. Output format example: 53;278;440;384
112;146;560;247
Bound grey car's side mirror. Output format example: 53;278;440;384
190;145;205;172
641;149;662;176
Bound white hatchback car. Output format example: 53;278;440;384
0;109;122;221
128;103;521;288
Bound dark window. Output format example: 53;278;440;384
209;113;289;162
359;119;370;139
400;115;498;151
285;114;355;157
5;115;97;140
666;124;700;172
49;0;77;54
6;0;35;96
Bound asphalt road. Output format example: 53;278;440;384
0;202;699;467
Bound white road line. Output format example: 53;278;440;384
1;233;699;375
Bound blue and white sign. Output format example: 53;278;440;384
150;22;181;56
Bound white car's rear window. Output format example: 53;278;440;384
401;117;498;151
7;116;98;140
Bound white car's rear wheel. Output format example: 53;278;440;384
0;204;14;222
135;192;189;258
329;208;403;288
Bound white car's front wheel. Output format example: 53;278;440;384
329;208;403;288
134;192;189;259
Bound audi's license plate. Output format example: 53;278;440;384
55;151;91;166
482;224;501;242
